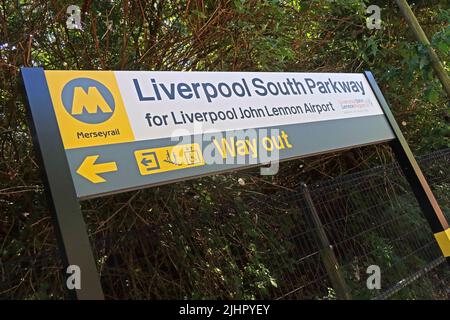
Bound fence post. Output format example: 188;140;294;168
300;183;352;300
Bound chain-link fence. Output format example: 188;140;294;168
1;148;449;299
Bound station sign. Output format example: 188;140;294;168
23;70;394;199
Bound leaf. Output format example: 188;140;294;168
426;88;440;103
419;55;428;70
270;277;278;288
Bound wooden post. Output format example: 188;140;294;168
395;0;450;98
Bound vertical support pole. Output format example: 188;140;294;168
364;71;450;266
300;183;352;300
394;0;450;98
21;68;104;299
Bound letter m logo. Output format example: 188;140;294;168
71;86;113;115
61;78;116;124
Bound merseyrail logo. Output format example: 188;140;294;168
61;78;115;124
45;71;135;149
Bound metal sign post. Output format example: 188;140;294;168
20;68;449;300
364;71;450;265
21;68;104;300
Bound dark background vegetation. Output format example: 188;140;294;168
0;0;449;299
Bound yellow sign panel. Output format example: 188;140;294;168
45;71;135;149
134;144;205;175
434;229;450;257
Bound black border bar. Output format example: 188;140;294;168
20;67;104;299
